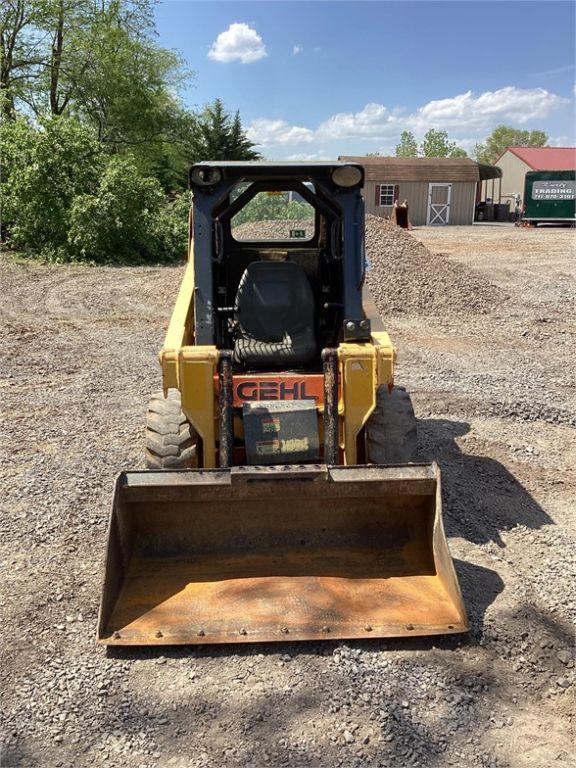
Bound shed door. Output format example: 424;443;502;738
427;183;452;225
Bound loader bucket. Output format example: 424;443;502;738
98;463;468;646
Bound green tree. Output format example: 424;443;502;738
1;116;103;256
395;131;418;157
71;13;184;142
420;129;467;158
0;2;261;262
0;115;36;239
42;0;97;117
474;125;548;164
2;2;136;116
229;110;259;159
1;116;188;262
1;2;189;146
189;99;260;161
0;1;51;118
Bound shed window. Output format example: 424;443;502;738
379;184;395;206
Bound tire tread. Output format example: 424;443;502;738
145;389;198;469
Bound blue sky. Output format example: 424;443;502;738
156;0;576;158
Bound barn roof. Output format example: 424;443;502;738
500;146;576;170
339;156;496;182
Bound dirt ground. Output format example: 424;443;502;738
1;223;575;768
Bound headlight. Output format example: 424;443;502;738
332;165;362;188
190;165;222;187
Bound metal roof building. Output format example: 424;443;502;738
481;146;576;207
499;146;576;170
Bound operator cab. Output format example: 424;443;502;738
188;162;370;371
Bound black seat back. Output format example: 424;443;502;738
234;261;317;367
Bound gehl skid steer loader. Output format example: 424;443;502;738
98;162;468;646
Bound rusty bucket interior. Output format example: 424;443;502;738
98;463;468;646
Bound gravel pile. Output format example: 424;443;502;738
364;215;505;317
233;215;505;318
232;219;314;240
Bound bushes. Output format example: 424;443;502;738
68;156;187;263
1;117;188;263
1;118;102;257
155;192;191;261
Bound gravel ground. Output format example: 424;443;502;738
1;222;575;768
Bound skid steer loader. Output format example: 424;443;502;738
98;162;468;646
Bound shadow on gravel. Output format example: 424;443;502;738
507;602;574;648
101;632;507;768
0;744;42;768
455;559;504;637
418;417;552;547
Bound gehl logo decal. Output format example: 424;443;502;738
237;381;315;401
231;375;325;407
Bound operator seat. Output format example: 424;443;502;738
233;261;317;368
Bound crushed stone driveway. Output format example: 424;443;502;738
1;223;575;768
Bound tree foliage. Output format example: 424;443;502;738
391;129;467;158
2;2;156;118
0;1;259;262
420;129;467;158
1;116;103;254
232;192;311;226
474;125;548;164
188;99;260;162
395;131;418;157
0;116;188;262
0;0;49;118
1;1;192;179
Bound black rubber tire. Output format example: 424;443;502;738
145;389;198;469
366;386;418;464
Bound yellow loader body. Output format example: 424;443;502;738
97;161;468;646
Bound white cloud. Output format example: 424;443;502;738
549;135;572;147
208;23;267;64
409;87;568;131
246;118;315;146
246;86;568;154
316;103;401;140
286;151;331;161
372;145;396;157
292;44;303;56
453;137;483;153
